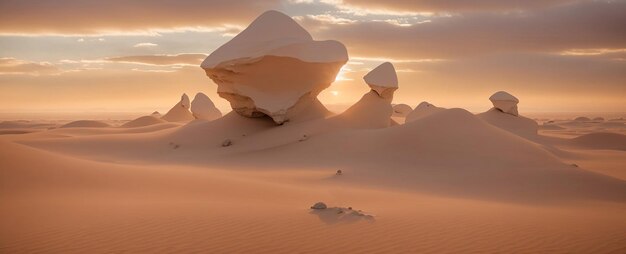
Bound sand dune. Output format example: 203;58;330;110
568;132;626;151
60;120;111;128
16;107;626;203
2;8;625;253
121;115;166;128
477;108;539;140
2;132;626;253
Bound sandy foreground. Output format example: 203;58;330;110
1;112;626;253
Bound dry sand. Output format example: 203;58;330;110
1;109;626;253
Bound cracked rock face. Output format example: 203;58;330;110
363;62;398;99
489;91;519;116
201;10;348;124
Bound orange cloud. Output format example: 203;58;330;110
0;58;60;75
105;54;207;66
0;0;280;35
340;0;582;12
307;1;626;59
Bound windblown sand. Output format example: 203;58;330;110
1;111;625;253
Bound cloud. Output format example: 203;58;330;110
339;0;584;13
0;58;61;75
105;53;207;66
307;1;626;59
133;42;158;48
0;0;281;35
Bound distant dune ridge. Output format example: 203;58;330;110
60;120;111;128
121;115;166;128
2;9;626;253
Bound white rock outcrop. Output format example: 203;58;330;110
201;10;348;124
489;91;519;116
191;93;222;121
363;62;398;99
405;101;445;123
336;62;399;129
161;93;195;122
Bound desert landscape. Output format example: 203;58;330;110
1;1;626;253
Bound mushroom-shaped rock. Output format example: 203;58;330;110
392;104;412;117
201;10;348;124
191;93;222;121
406;101;445;123
489;91;519;116
161;94;195;122
310;202;327;209
363;62;398;99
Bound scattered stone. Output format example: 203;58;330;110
221;139;233;147
299;134;308;142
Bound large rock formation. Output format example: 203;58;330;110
489;91;519;116
161;94;195;122
201;10;348;124
363;62;398;100
191;93;222;121
406;101;445;123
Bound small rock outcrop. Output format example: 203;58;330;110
201;10;348;124
311;202;327;209
363;62;398;100
191;92;222;121
221;139;233;147
489;91;519;116
161;94;195;122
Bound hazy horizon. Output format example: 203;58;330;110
1;0;625;115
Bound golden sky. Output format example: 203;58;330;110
0;0;625;116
